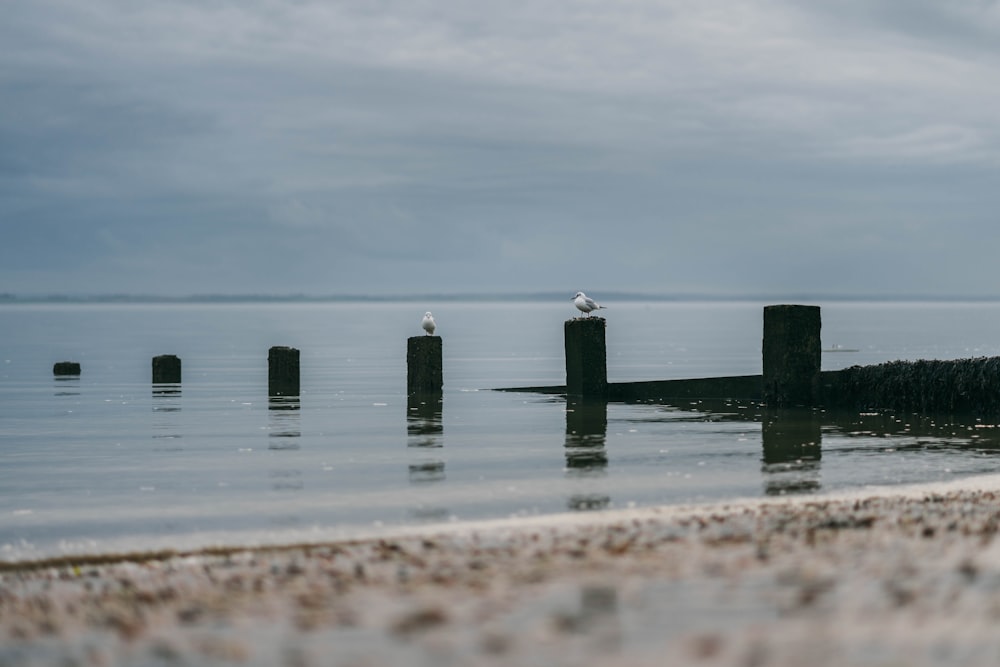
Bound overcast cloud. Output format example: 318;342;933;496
2;0;999;297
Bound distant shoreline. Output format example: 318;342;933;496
5;292;1000;305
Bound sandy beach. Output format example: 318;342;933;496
4;476;1000;667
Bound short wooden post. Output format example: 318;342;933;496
152;354;181;384
762;305;821;407
565;318;607;399
268;346;300;397
53;361;81;376
407;336;443;394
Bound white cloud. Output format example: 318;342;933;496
839;124;991;164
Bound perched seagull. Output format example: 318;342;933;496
421;312;437;335
572;292;606;317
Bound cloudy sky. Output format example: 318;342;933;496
2;1;999;298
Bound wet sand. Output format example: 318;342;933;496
5;476;1000;666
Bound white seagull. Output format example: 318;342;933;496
421;312;437;335
572;292;606;317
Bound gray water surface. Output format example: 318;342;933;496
3;300;1000;560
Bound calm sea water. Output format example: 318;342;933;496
3;300;1000;561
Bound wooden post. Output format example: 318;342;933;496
762;305;821;407
152;354;181;384
565;318;607;399
407;336;443;394
268;346;300;397
53;361;81;376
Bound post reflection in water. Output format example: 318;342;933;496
152;384;182;448
54;376;80;397
406;392;443;449
565;399;611;511
408;461;446;484
406;392;448;519
267;395;301;450
761;408;822;496
266;395;303;493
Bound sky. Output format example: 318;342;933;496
2;0;1000;298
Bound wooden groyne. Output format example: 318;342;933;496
821;357;1000;416
44;333;444;398
496;375;763;402
501;362;1000;418
40;304;1000;419
498;304;1000;419
606;375;763;402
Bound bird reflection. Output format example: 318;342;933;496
761;408;822;495
565;399;611;511
268;395;301;450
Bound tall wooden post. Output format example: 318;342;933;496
565;317;607;399
762;305;821;407
268;346;300;397
407;336;443;394
152;354;181;384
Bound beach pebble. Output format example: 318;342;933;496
5;482;1000;665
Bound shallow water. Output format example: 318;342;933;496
3;300;1000;560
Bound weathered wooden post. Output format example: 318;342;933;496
53;361;81;376
407;336;443;394
762;305;821;407
565;318;607;399
152;354;181;384
268;346;300;397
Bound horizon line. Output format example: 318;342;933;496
5;291;1000;304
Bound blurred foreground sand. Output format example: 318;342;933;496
5;475;1000;666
